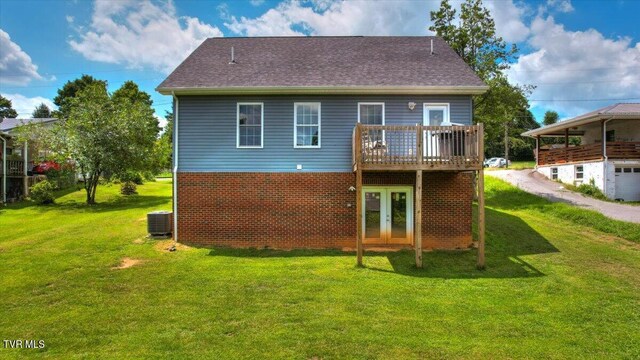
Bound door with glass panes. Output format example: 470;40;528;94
362;186;413;245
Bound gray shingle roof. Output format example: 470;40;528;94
522;103;640;137
0;118;57;132
157;36;487;94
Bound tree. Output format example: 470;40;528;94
32;103;52;118
53;75;107;119
543;110;559;126
430;0;518;81
156;110;174;171
430;0;533;160
0;95;18;118
62;81;159;204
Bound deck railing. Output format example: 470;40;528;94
353;124;483;171
538;142;640;165
0;160;27;176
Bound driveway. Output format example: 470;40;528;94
488;169;640;224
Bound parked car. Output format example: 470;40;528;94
484;157;498;167
486;157;510;168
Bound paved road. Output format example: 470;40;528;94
488;169;640;224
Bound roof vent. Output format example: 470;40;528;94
229;46;237;64
430;39;434;55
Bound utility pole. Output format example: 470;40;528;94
504;118;510;169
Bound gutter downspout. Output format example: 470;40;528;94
1;136;6;204
602;116;615;198
172;92;179;242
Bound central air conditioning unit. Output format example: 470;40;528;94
147;211;172;236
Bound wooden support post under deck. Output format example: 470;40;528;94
415;170;423;268
564;128;569;148
536;136;540;166
355;124;363;266
477;123;486;270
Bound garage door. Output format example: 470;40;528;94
614;167;640;201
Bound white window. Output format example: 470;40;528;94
294;103;321;148
358;103;385;125
551;167;558;180
423;103;450;126
237;103;263;148
576;165;584;179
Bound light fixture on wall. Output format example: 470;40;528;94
408;102;416;111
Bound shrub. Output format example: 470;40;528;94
45;168;77;190
120;181;138;195
575;179;608;200
117;171;144;185
142;171;156;182
30;180;56;204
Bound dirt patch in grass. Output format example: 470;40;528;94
112;257;143;270
154;240;191;253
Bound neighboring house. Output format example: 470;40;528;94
523;103;640;201
156;36;489;266
0;117;58;203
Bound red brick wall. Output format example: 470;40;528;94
176;172;473;249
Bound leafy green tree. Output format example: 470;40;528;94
430;0;517;81
32;103;52;118
156;110;174;171
430;0;533;161
0;95;18;118
53;75;107;119
61;82;159;204
543;110;559;126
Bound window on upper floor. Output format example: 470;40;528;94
237;103;263;148
294;103;321;148
358;103;385;125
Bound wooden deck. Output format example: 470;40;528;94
538;142;640;165
0;160;29;177
352;124;484;172
352;123;486;269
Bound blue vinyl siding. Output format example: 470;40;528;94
177;95;472;172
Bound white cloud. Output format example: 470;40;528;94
225;0;530;43
225;0;439;36
485;0;530;43
66;15;74;24
250;0;265;6
507;16;640;117
0;29;44;86
546;0;574;13
0;93;56;118
69;0;223;74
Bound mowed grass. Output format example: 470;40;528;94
1;178;640;359
485;160;536;170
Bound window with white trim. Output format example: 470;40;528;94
237;103;263;148
294;103;321;148
575;165;584;180
358;103;385;125
551;167;558;180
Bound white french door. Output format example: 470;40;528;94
362;186;413;245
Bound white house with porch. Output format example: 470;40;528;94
522;103;640;202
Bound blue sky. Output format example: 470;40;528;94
1;0;639;126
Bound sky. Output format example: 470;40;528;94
1;0;639;127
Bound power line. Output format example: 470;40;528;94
508;65;640;73
529;97;640;102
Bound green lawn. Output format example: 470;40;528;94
1;179;639;359
485;160;536;170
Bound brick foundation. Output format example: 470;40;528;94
176;172;473;249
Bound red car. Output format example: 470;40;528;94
31;161;61;174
